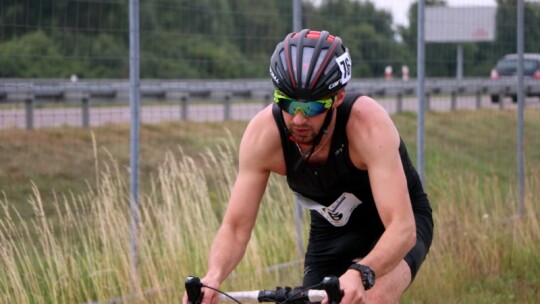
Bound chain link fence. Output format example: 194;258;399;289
1;1;539;300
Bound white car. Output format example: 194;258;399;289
490;53;540;103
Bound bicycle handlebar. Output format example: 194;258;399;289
185;275;343;304
185;276;203;304
221;289;326;303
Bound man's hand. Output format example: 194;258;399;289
324;270;367;304
183;278;221;304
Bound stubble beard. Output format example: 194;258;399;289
288;123;317;145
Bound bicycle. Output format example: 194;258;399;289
185;275;343;304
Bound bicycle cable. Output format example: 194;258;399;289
201;282;323;304
275;283;323;304
201;284;242;304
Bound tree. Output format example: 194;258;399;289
0;31;69;77
303;0;411;78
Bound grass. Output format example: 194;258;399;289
404;172;540;303
0;121;247;217
0;108;539;303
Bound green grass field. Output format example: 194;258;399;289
0;108;539;303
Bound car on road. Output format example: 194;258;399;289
489;53;540;103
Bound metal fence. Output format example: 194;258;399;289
1;0;539;298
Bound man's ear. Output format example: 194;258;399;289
333;89;346;107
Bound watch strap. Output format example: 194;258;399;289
348;263;375;290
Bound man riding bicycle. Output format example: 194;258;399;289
184;29;434;304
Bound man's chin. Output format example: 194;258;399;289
292;135;313;145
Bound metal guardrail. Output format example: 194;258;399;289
1;77;540;103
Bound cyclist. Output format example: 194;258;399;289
184;29;434;304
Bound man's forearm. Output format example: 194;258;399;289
204;226;250;285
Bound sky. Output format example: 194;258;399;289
372;0;497;27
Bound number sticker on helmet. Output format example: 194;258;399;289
336;51;352;85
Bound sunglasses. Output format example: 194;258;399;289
274;90;334;117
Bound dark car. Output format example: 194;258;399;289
490;53;540;103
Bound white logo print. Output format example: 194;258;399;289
269;67;280;84
328;80;340;90
334;144;345;156
295;192;362;227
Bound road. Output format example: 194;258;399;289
1;95;538;129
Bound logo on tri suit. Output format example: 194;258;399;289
334;144;345;156
324;209;343;221
295;192;362;227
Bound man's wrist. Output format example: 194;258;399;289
348;263;376;290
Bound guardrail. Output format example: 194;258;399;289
2;77;540;101
1;78;539;129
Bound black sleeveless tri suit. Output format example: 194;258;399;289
271;93;434;286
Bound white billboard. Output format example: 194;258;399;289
426;6;497;43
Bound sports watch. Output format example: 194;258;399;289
348;263;376;290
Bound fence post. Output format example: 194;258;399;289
180;97;189;121
396;93;403;113
498;93;504;110
450;91;457;111
25;98;34;130
82;97;90;128
475;91;482;109
223;95;231;121
425;93;431;111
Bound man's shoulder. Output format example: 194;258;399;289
242;105;281;151
240;105;285;174
344;91;366;104
346;95;396;138
348;95;387;116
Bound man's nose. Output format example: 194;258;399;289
292;110;307;124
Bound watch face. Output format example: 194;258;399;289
365;271;375;286
349;264;375;289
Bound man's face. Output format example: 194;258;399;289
284;110;328;144
281;90;345;144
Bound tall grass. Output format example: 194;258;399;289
405;171;540;303
0;136;302;303
1;137;538;303
1;109;539;303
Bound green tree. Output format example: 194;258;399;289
0;31;70;77
494;0;540;54
81;33;129;78
220;0;290;76
304;0;411;78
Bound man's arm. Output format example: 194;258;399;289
202;164;269;288
187;106;282;304
346;96;416;279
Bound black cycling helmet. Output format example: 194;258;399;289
269;29;352;100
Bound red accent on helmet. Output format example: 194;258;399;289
293;31;335;42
